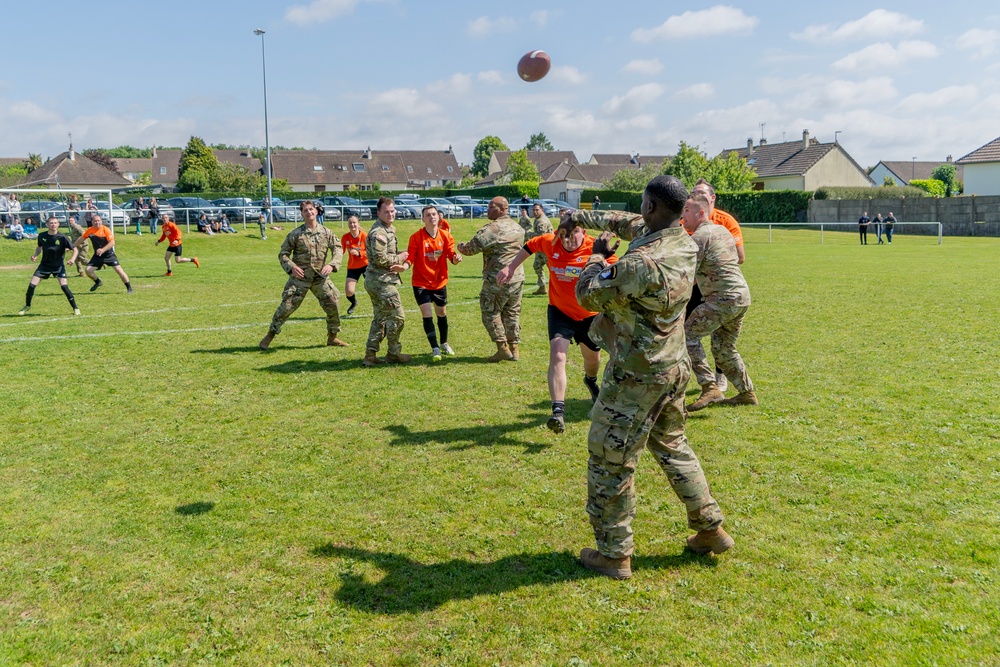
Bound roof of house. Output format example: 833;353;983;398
375;149;461;182
151;149;262;185
545;164;626;184
270;151;408;185
588;153;671;167
490;150;579;174
721;137;872;183
875;160;964;184
116;158;153;174
16;151;131;188
956;137;1000;164
0;157;27;168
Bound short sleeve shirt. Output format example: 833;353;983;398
37;233;74;271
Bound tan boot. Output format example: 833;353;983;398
258;332;276;350
721;391;758;406
362;349;384;367
687;384;724;412
532;285;547;295
579;548;632;579
327;334;350;347
487;342;514;362
686;527;734;555
508;343;519;361
385;351;412;364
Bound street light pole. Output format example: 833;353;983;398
912;157;916;181
254;28;273;224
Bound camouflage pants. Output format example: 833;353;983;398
685;302;753;393
587;362;725;559
72;245;88;275
268;276;341;336
479;280;522;344
532;253;548;287
365;281;405;355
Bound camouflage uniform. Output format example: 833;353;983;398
572;210;726;559
531;213;553;287
67;219;89;275
267;223;343;336
685;223;754;393
364;220;406;355
462;215;525;344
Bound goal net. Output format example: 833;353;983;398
1;187;122;235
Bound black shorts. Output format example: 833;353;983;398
346;266;367;281
88;252;120;269
33;265;67;280
413;286;447;307
547;305;599;351
167;244;183;256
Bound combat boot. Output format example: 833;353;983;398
259;332;276;350
579;548;631;579
687;384;724;412
721;391;758;406
487;342;514;362
532;285;547;295
362;349;385;366
327;334;350;347
686;527;734;555
508;343;519;361
385;351;412;364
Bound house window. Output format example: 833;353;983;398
353;163;366;172
382;165;390;171
314;185;326;192
427;167;432;173
447;166;454;172
360;185;372;191
407;166;413;173
313;165;324;171
159;167;166;175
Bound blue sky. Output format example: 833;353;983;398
3;1;1000;169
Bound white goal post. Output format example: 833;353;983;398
740;221;943;245
0;187;124;234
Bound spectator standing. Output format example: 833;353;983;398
84;198;97;226
885;212;896;244
593;195;601;210
858;211;870;245
132;197;145;235
147;197;160;235
0;192;10;229
66;194;82;228
873;213;884;244
8;194;20;224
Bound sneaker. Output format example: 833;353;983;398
192;257;200;268
687;385;725;412
715;371;728;393
440;342;455;355
720;391;758;406
127;287;134;294
584;375;600;403
347;303;356;316
73;308;81;316
89;280;103;292
17;306;29;316
579;548;631;579
431;347;442;362
686;528;734;555
165;271;173;277
547;411;565;434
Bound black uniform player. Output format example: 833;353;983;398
19;216;81;316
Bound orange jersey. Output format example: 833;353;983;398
526;233;618;321
341;230;368;270
158;221;182;246
80;224;115;251
711;208;743;247
407;227;457;290
438;218;451;231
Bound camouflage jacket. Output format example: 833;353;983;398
518;214;533;235
462;215;525;283
533;214;553;237
572;210;697;383
67;219;87;243
365;220;405;286
690;222;750;306
278;223;342;281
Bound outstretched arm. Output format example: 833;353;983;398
497;247;531;285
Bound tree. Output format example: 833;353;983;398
883;175;896;186
26;154;43;172
525;132;555;152
704;150;757;192
663;141;709;188
177;136;219;193
212;162;267;192
82;149;122;175
105;146;152;159
177;167;211;193
603;162;662;191
472;135;508;177
503;149;540;183
931;164;957;197
910;179;946;197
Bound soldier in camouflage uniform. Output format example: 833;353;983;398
561;175;733;580
259;200;348;350
681;194;757;410
529;203;553;295
67;217;89;277
458;196;525;362
363;197;411;366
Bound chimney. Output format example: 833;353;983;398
447;144;452;154
152;146;157;158
69;142;75;161
747;138;754;155
802;129;810;151
760;138;767;146
946;155;952;163
363;146;372;159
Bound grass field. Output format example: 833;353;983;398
1;220;998;666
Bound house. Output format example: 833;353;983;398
587;153;672;169
868;157;963;187
956;137;1000;195
720;130;874;191
15;149;131;190
269;147;461;192
116;158;153;184
379;148;461;188
476;150;579;186
151;148;262;188
539;164;625;207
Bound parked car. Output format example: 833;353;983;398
414;197;462;218
286;199;342;222
166;196;224;224
18;200;62;224
393;198;422;219
528;199;559;218
250;197;302;223
537;198;574;213
121;198;177;225
212;197;255;223
446;196;487;218
319;196;371;220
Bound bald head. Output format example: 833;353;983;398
487;196;509;220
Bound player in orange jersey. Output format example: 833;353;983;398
155;213;200;276
340;215;367;315
75;214;133;293
407;205;462;361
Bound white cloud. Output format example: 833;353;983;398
549;66;588;85
467;16;516;38
790;77;899;111
426;73;472;96
602;83;665;115
477;70;506;85
957;28;1000;58
832;41;939;71
632;6;758;42
899;85;978;111
792;10;923;43
622;59;663;75
675;83;715;100
285;0;361;25
530;10;550;27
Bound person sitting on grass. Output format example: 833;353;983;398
7;218;25;241
196;213;215;235
219;214;238;234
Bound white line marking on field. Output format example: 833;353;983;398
0;300;276;328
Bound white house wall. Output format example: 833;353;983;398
963;163;1000;196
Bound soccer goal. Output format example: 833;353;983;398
740;221;943;245
0;187;124;234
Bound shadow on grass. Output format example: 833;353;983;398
175;501;214;515
383;399;592;453
311;544;709;613
190;346;272;354
259;358;363;373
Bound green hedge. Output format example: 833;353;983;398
580;189;643;211
814;185;927;200
581;188;814;222
909;179;946;197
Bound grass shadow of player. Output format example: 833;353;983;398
190;345;278;354
175;501;214;516
259;358;361;374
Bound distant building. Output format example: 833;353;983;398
869;157;963;187
956;137;1000;195
15;148;131;190
476;150;579;186
587;153;672;168
116;158;153;184
269;147;460;192
540;164;625;207
152;148;262;189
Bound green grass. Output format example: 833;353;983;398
1;222;998;666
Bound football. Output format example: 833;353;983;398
517;50;551;82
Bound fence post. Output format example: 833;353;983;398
768;224;772;243
820;224;824;244
938;222;942;245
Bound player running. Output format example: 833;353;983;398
18;216;81;316
340;216;367;315
155;213;200;276
75;214;133;294
496;223;617;433
407;205;462;361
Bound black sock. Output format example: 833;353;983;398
422;317;439;349
437;315;448;344
25;284;35;307
552;400;565;414
347;294;357;307
124;281;131;290
61;284;77;309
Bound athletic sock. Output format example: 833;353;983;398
61;284;77;309
347;294;357;308
124;281;131;290
422;317;438;349
25;284;35;307
552;400;565;414
437;315;448;344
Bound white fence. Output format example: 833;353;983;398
741;221;943;245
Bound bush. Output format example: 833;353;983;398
910;179;946;197
814;185;927;200
716;191;813;223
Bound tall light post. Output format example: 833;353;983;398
912;156;916;181
254;28;273;224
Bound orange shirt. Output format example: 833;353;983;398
526;233;618;321
158;221;182;247
407;226;457;290
341;230;368;270
711;208;743;247
438;218;451;231
80;224;114;251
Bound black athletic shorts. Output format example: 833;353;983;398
88;252;120;268
346;266;367;281
167;244;183;257
547;305;599;351
33;265;67;280
413;286;447;307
